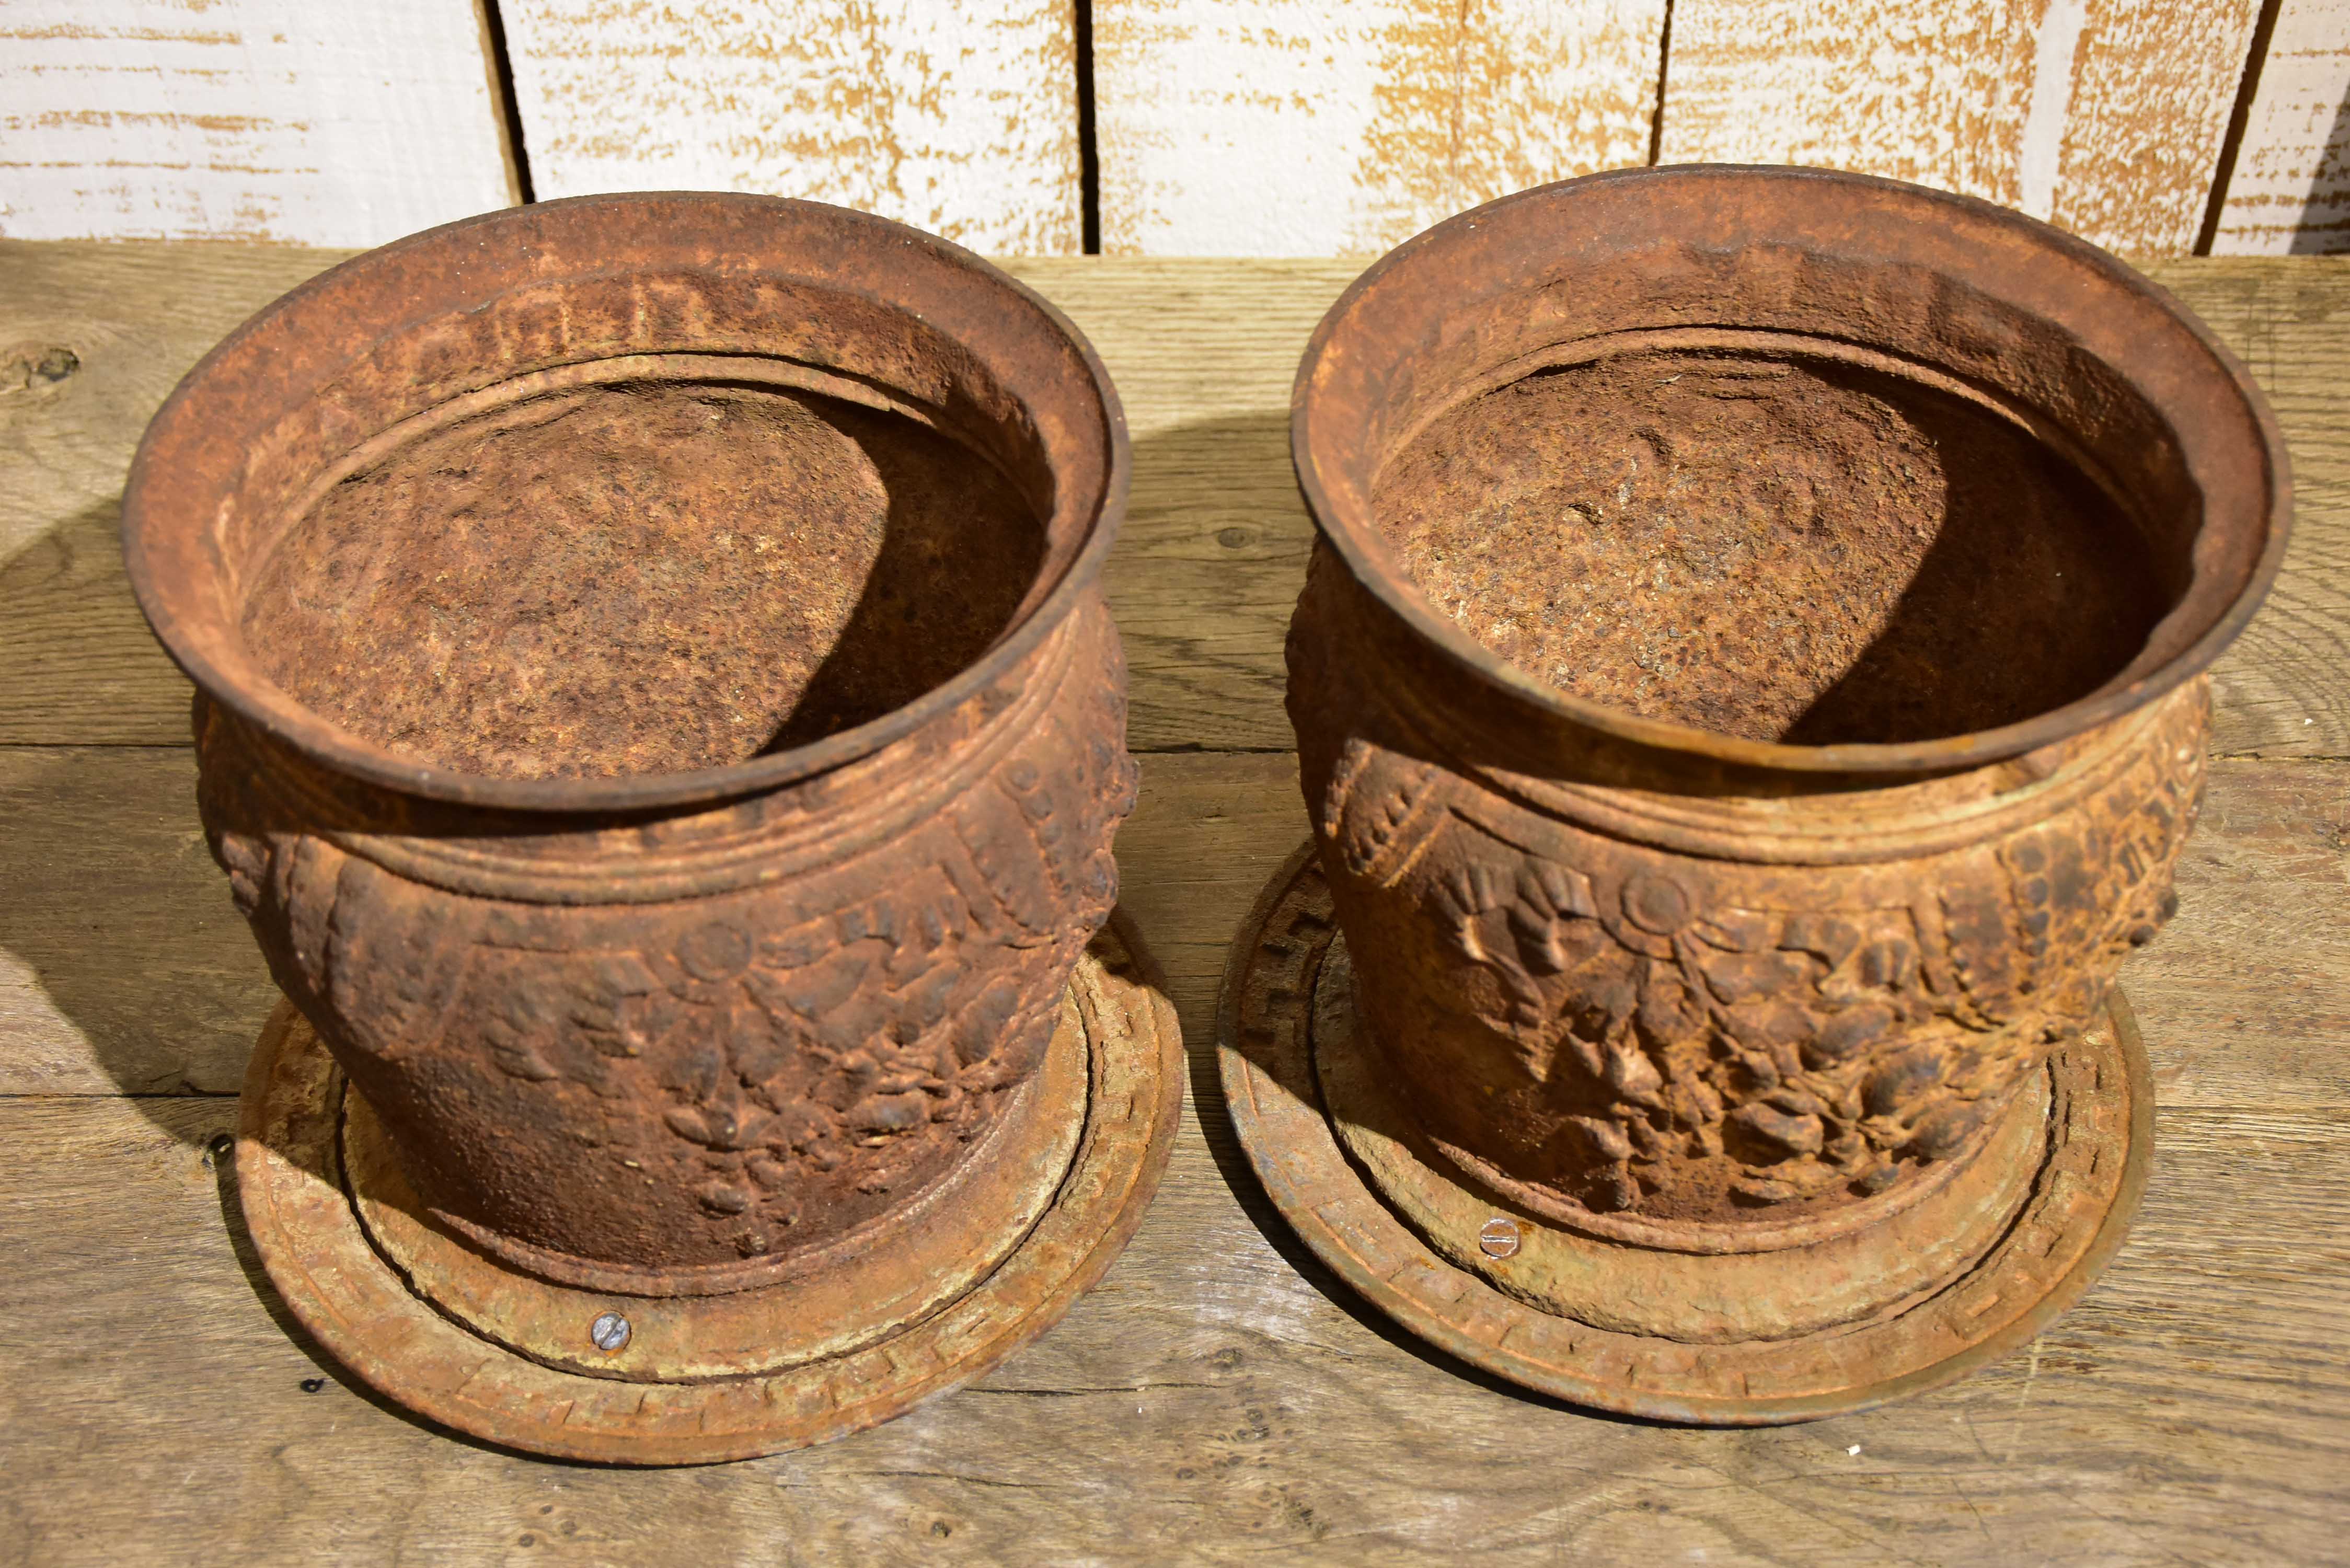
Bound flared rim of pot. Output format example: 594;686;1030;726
122;192;1129;812
1290;164;2292;777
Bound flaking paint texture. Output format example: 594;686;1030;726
1660;0;2043;205
499;0;1082;255
1661;0;2260;255
1095;0;1665;256
0;0;515;244
2051;0;2264;252
2214;0;2350;254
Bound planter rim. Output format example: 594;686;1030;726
123;191;1130;813
1289;164;2292;777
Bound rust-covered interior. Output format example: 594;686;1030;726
1375;344;2171;745
242;366;1047;780
125;195;1122;808
1294;169;2280;768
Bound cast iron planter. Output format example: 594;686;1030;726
1222;166;2289;1420
124;194;1183;1461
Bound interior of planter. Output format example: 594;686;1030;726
239;362;1049;782
1291;172;2280;758
1374;343;2172;745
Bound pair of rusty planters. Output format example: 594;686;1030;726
123;168;2288;1462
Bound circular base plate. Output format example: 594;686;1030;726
237;912;1184;1465
1217;844;2153;1425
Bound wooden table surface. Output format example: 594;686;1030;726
2;244;2346;1567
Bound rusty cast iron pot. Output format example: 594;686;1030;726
124;196;1140;1317
1271;167;2288;1390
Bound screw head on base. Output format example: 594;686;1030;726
1479;1217;1522;1259
590;1311;632;1353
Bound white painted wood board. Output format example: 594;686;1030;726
497;0;1082;256
1658;0;2264;256
1093;0;1667;257
0;0;517;245
2211;0;2350;254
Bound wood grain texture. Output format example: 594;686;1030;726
1;1095;2344;1563
1;244;2348;1564
1092;0;1666;256
1658;0;2263;255
0;0;516;244
498;0;1081;256
5;245;2343;757
2179;256;2350;754
2212;0;2350;255
0;746;281;1098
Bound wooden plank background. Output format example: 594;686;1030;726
2;241;2348;1564
1655;0;2052;207
1654;0;2267;255
0;0;516;244
2211;0;2350;254
5;0;2347;253
1090;0;1667;256
497;0;1084;256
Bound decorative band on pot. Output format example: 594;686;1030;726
124;194;1184;1463
1223;165;2288;1422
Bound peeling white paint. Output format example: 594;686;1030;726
2018;0;2088;220
2213;0;2350;253
500;0;1081;255
0;0;515;244
1095;0;1664;256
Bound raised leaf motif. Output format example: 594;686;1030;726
1312;681;2206;1225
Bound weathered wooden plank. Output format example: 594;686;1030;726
2179;258;2350;754
2049;0;2273;252
1658;0;2263;256
0;237;2345;1564
496;0;1081;256
0;0;516;245
4;745;2345;1116
1;249;2345;755
1092;0;1666;256
0;746;273;1098
0;241;352;562
1659;0;2040;207
0;1091;2340;1565
2137;759;2350;1107
2211;0;2350;255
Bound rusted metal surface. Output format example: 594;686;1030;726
1255;166;2287;1413
1379;345;2165;743
123;193;1175;1455
1217;847;2152;1423
241;912;1184;1464
241;367;1050;777
189;597;1132;1288
1290;165;2290;781
340;985;1089;1382
125;192;1124;811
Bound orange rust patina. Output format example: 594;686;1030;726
1223;166;2289;1421
124;194;1182;1461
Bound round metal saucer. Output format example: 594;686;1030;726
236;912;1183;1465
1217;844;2152;1425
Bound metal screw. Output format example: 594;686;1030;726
590;1311;632;1352
1479;1216;1522;1259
